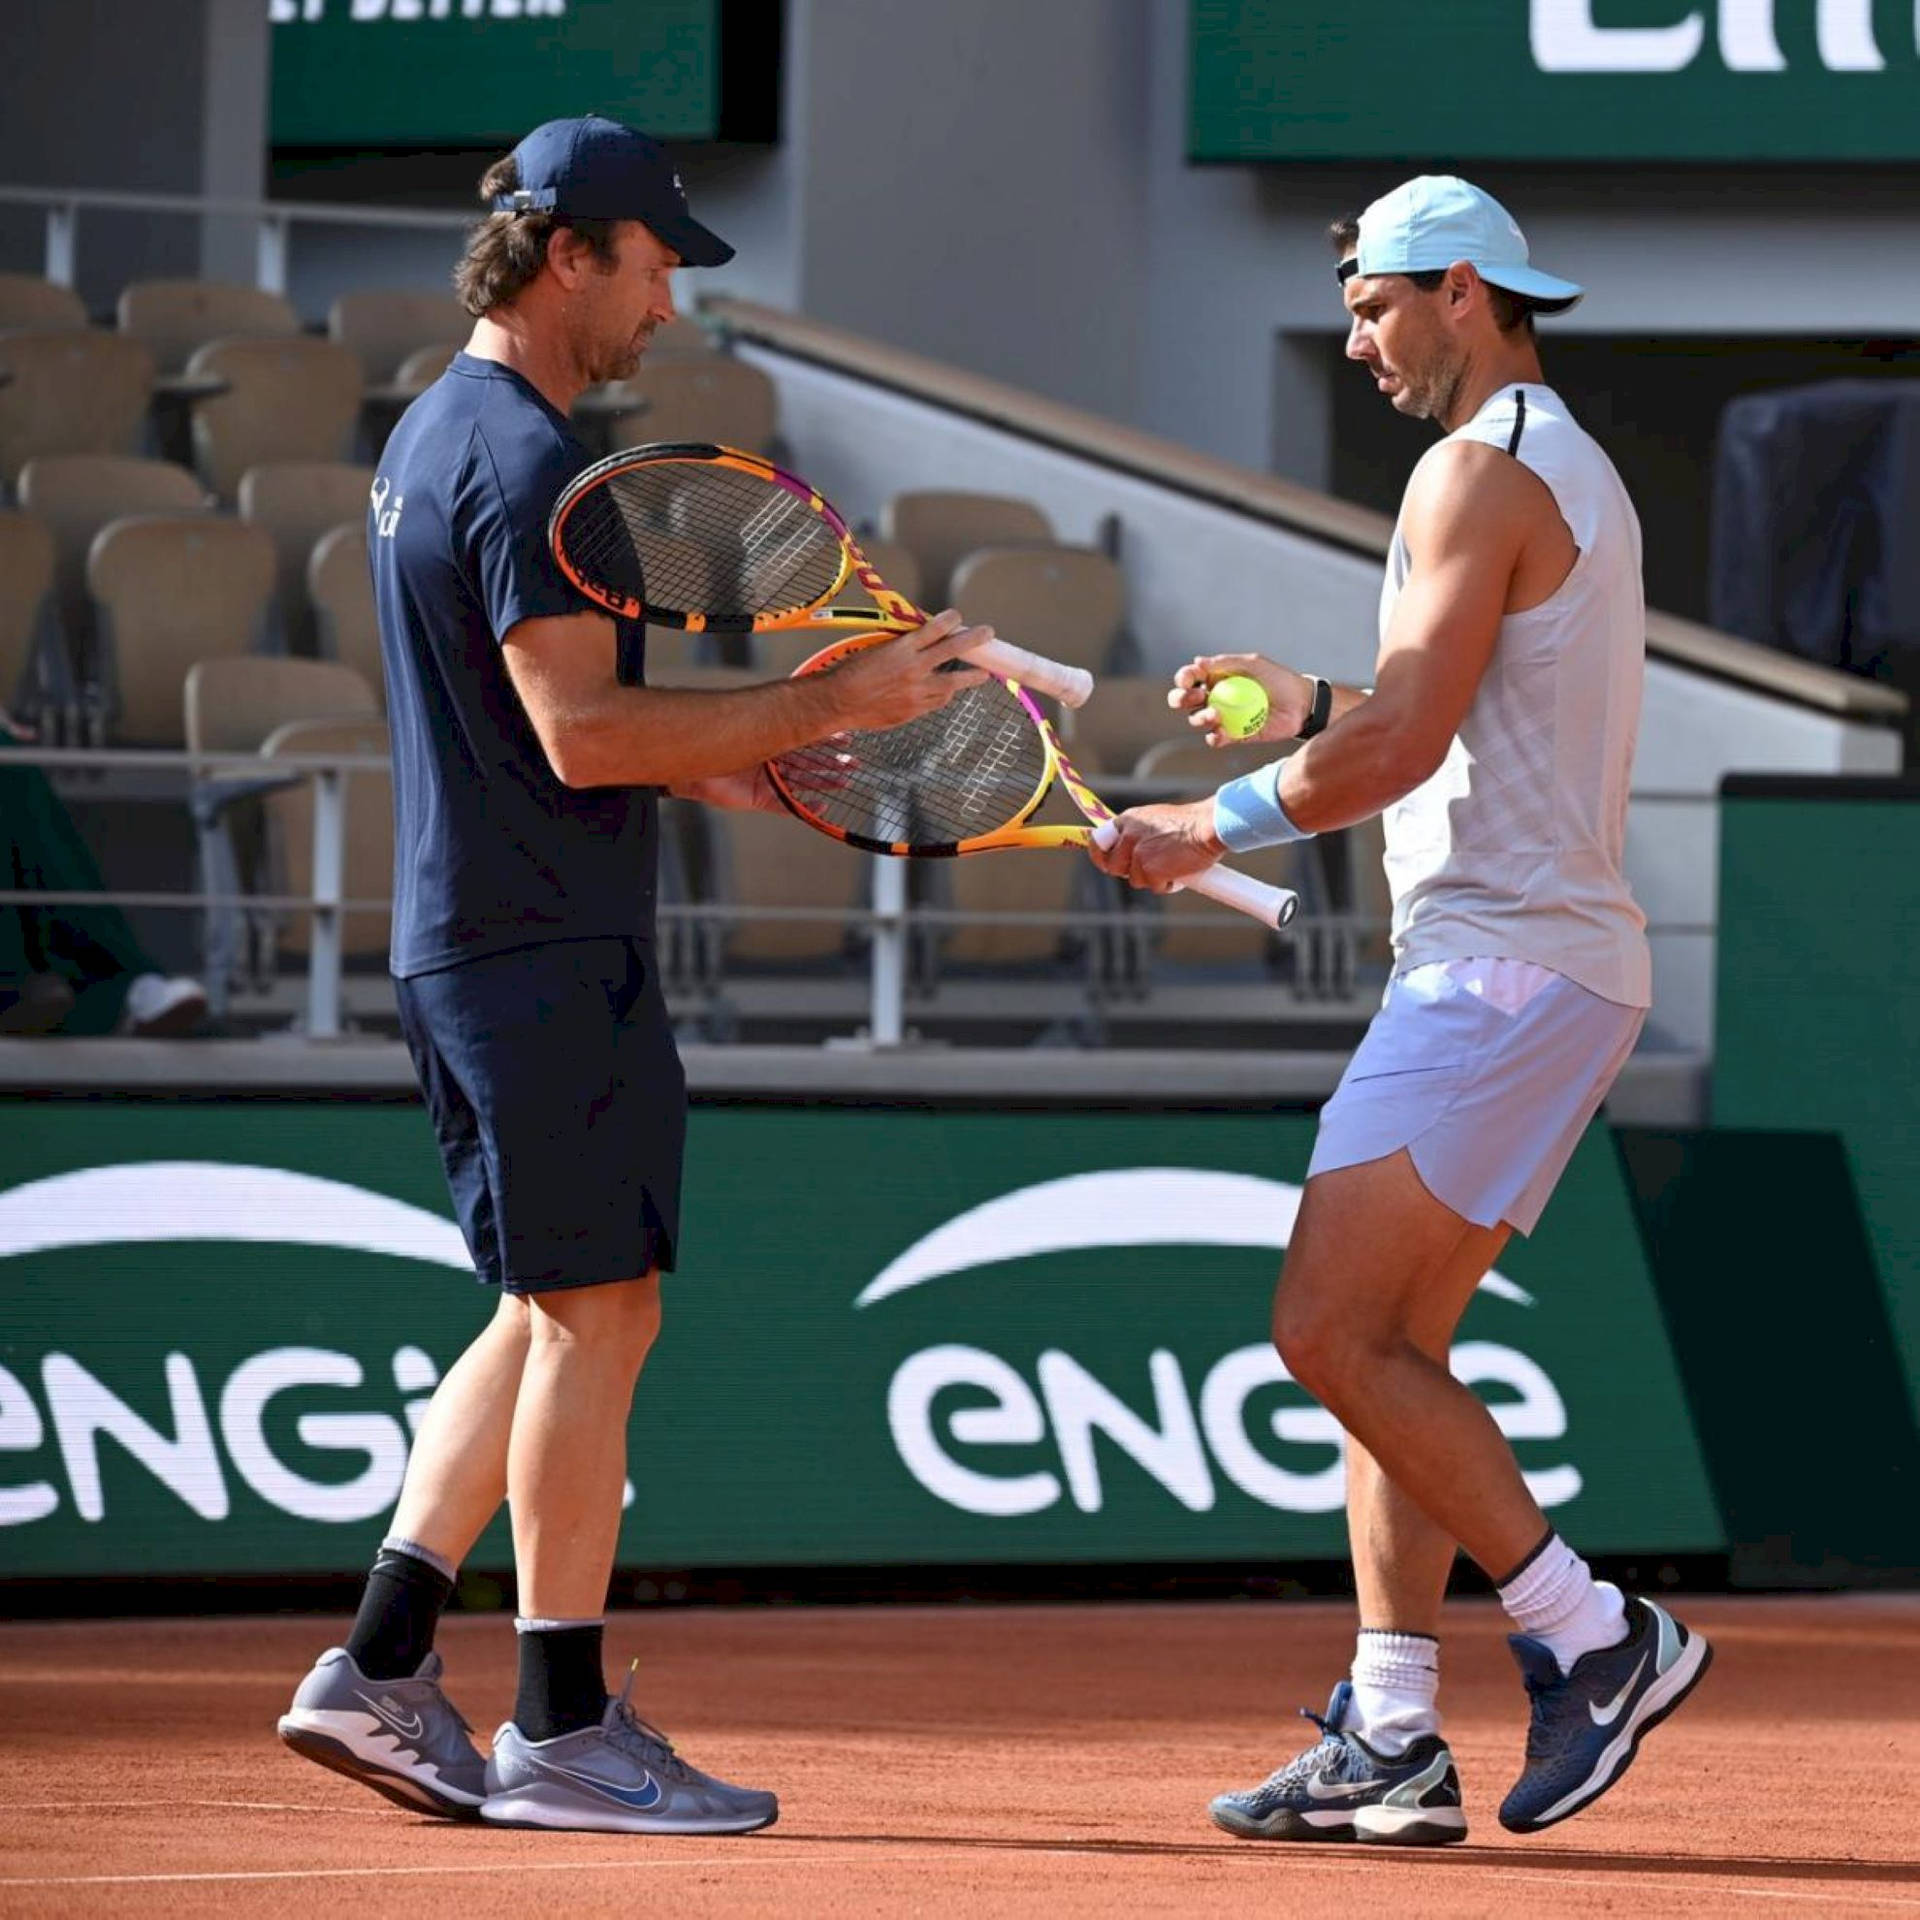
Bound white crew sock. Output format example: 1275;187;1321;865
1349;1629;1440;1755
1497;1532;1628;1674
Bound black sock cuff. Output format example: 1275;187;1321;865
1491;1526;1558;1593
370;1545;455;1602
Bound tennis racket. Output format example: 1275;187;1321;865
768;631;1299;929
546;441;1094;708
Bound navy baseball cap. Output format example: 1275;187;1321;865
492;114;734;268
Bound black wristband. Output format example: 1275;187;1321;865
1295;675;1332;740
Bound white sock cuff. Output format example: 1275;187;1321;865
1355;1630;1438;1673
380;1533;458;1583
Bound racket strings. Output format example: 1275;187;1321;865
775;680;1051;848
564;461;848;620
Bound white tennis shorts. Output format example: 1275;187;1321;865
1308;957;1645;1235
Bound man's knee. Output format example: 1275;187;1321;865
527;1272;663;1371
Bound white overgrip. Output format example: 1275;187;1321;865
966;637;1093;710
1087;821;1298;929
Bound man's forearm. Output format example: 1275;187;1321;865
550;677;846;789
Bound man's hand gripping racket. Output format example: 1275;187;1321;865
546;442;1297;929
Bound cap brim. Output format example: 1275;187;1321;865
650;211;734;269
1479;263;1583;312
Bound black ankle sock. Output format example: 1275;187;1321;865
343;1547;454;1681
514;1624;608;1742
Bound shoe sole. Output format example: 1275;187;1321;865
479;1783;779;1835
1210;1804;1467;1846
1501;1632;1714;1834
279;1715;484;1821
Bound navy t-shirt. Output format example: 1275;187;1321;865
370;352;656;977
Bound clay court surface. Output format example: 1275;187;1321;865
3;1596;1917;1917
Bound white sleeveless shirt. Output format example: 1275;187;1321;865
1380;383;1651;1008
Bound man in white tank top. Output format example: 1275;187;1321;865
1093;176;1708;1843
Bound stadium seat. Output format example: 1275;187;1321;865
238;460;375;655
0;272;88;331
649;315;719;357
0;330;153;488
949;544;1126;677
1058;672;1188;772
184;337;364;503
262;714;394;970
701;806;865;967
578;356;777;455
306;524;382;698
17;453;211;697
182;654;380;757
86;515;274;744
388;341;460;393
0;511;58;721
327;288;470;384
883;490;1053;604
116;278;299;377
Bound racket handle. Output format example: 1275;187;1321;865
1088;821;1299;930
965;636;1094;710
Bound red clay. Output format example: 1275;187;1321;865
2;1597;1917;1916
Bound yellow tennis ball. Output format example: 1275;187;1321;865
1209;674;1270;740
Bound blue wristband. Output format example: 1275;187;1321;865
1213;765;1315;853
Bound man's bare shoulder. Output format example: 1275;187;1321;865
1403;436;1561;552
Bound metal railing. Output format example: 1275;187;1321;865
0;184;472;299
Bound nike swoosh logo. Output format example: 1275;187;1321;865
355;1691;425;1740
534;1758;663;1810
1588;1654;1648;1726
1306;1771;1387;1801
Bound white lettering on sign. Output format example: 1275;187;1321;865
273;0;566;20
219;1348;409;1524
43;1352;229;1524
1533;0;1897;72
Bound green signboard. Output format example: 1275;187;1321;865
1190;1;1920;161
0;1102;1720;1578
270;0;725;147
1713;778;1920;1421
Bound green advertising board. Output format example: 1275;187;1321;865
269;0;744;147
1190;0;1920;161
0;1101;1720;1578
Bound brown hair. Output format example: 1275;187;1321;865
1328;211;1539;337
453;156;622;318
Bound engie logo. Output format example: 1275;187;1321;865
861;1169;1580;1521
0;1164;472;1530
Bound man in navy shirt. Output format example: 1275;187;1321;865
278;116;990;1834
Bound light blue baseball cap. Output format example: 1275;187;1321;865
1340;175;1582;312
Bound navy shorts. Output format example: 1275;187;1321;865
395;936;685;1293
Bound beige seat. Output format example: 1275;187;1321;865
307;523;381;696
182;654;380;756
117;278;299;377
186;337;365;503
87;515;275;744
262;714;394;964
327;289;470;384
649;315;719;357
390;341;460;391
581;356;777;454
950;545;1125;678
17;454;211;688
238;460;375;655
1126;738;1304;969
0;513;57;717
883;491;1053;605
703;807;864;966
1060;673;1190;775
0;273;88;331
936;838;1084;971
0;330;154;488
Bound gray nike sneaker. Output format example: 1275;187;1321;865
1210;1681;1467;1845
481;1666;778;1834
278;1646;486;1819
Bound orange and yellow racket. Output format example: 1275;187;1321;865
767;631;1298;929
547;440;1093;707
